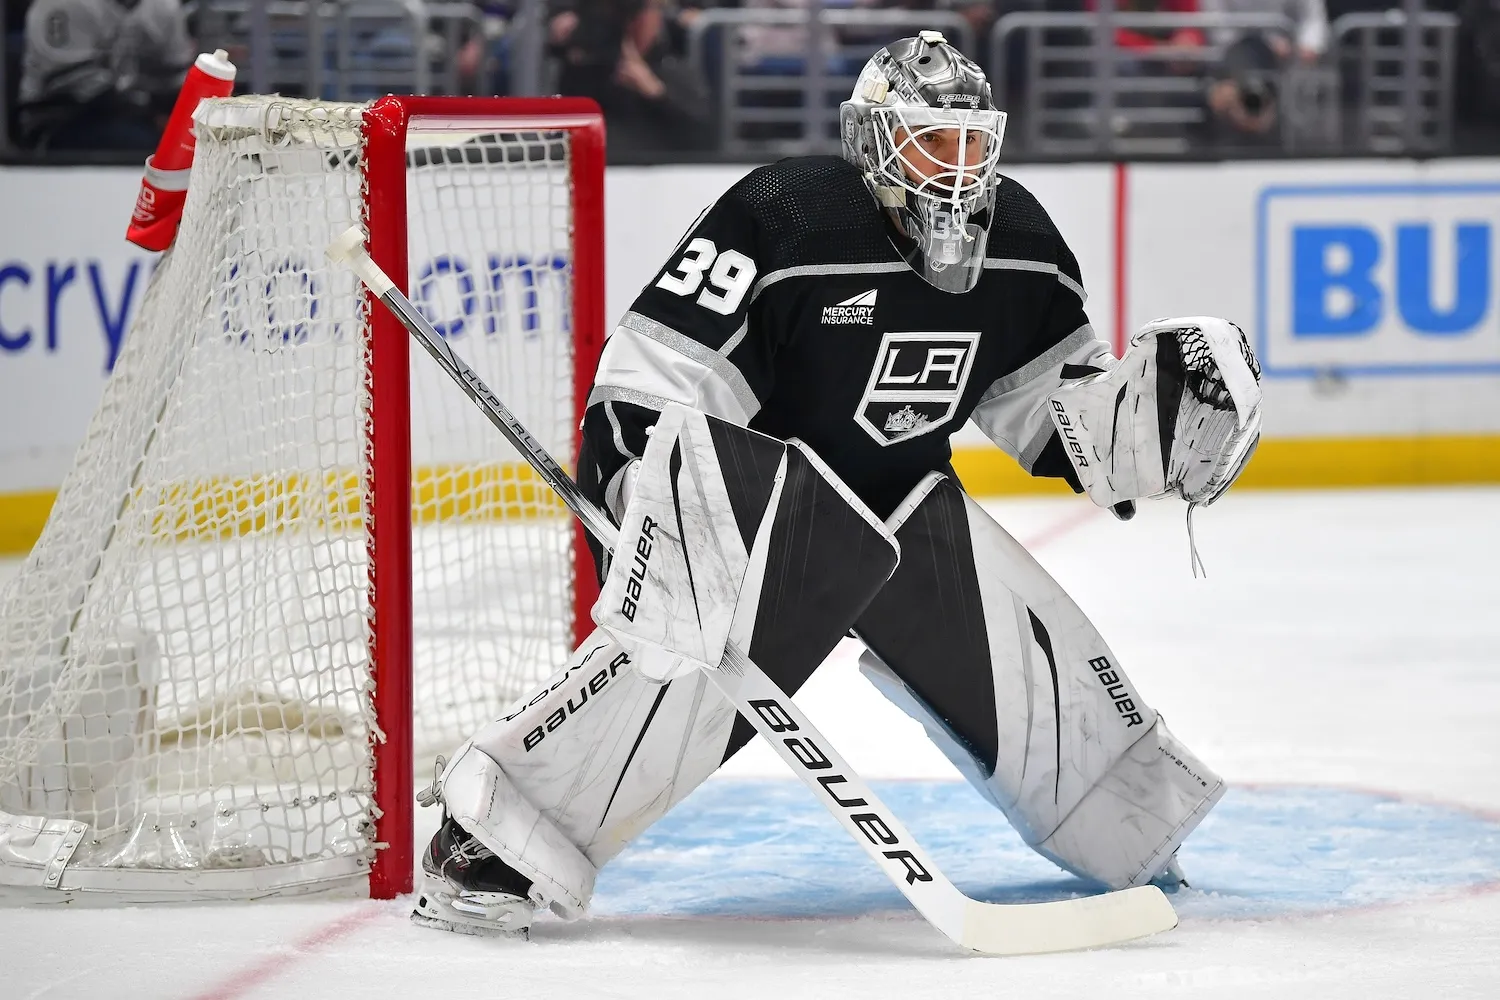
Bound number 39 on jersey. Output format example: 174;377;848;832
656;238;758;316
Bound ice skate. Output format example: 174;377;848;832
411;814;536;939
1150;853;1190;894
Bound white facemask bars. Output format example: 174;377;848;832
870;106;1007;220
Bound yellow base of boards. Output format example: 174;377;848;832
949;433;1500;496
2;435;1498;556
0;491;54;557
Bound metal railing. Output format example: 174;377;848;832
0;0;1469;159
989;5;1459;158
989;10;1318;157
0;0;530;153
686;8;974;157
196;0;482;101
1333;7;1458;154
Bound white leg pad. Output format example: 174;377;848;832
1035;717;1225;889
859;645;1223;890
439;741;598;919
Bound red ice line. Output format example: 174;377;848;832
1018;505;1099;550
183;907;387;1000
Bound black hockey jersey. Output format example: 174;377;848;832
578;155;1112;522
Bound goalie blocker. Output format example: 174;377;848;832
433;406;1221;922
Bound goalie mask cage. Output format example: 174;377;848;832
0;96;605;902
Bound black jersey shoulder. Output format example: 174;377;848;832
986;174;1080;282
718;160;1081;285
721;156;900;272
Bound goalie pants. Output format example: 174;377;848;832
441;470;1223;917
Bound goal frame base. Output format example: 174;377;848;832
0;806;370;903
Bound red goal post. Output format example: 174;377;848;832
364;96;606;898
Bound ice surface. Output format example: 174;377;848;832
2;487;1498;999
589;781;1500;921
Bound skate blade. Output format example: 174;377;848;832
411;909;529;939
1148;856;1190;894
412;881;533;939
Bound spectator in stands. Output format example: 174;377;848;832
17;0;193;152
1456;0;1500;135
1081;0;1207;144
953;0;1001;52
1201;0;1327;62
555;0;713;158
736;0;832;70
877;0;998;69
456;2;513;95
1200;0;1329;146
549;0;704;68
1088;0;1206;57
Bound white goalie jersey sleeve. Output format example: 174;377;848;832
968;325;1116;477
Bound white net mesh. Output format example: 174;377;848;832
405;126;576;749
0;98;577;885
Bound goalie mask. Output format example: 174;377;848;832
840;31;1007;293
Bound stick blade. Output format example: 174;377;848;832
960;885;1178;956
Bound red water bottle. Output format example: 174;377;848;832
126;49;237;252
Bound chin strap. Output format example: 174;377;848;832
872;182;906;208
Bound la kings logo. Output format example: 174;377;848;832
855;331;979;446
822;289;878;325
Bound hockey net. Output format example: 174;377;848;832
0;96;604;901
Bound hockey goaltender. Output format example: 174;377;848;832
409;31;1263;939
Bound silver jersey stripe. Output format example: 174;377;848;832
983;257;1089;304
719;318;750;358
587;383;676;413
750;261;911;303
604;400;629;459
1018;423;1055;474
750;258;1087;304
977;323;1102;406
983;257;1055;275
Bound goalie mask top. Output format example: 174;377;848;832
840;31;1007;294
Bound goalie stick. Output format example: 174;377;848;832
327;226;1177;956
